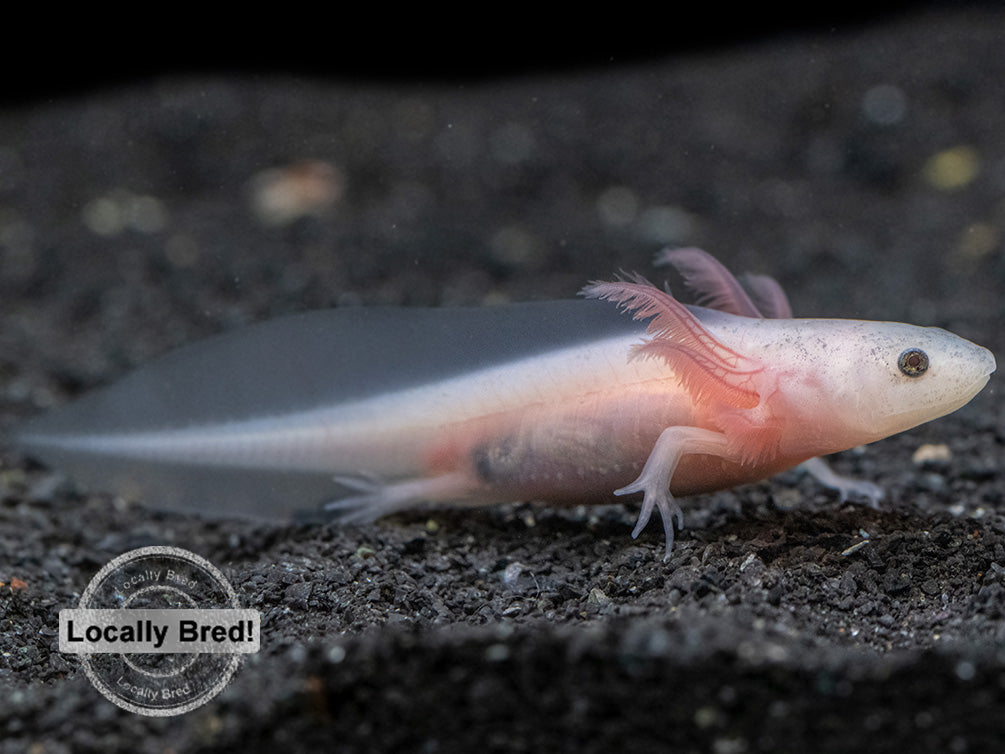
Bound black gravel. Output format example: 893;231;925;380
2;8;1005;752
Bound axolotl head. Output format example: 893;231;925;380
589;262;993;457
763;317;996;446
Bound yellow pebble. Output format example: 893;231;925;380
923;146;980;191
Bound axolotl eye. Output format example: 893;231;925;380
898;348;930;377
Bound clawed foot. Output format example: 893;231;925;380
322;474;386;523
323;471;471;523
799;457;884;510
834;479;883;508
616;475;684;561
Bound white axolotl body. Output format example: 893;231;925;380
14;249;995;556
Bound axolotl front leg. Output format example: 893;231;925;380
615;426;732;556
797;457;883;508
615;427;883;559
581;273;795;559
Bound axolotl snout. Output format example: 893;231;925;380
14;249;995;557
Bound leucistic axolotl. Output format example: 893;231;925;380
14;249;996;558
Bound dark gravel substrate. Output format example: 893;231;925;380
2;8;1005;752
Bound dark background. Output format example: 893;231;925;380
2;5;1004;751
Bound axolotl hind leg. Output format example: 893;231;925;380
323;471;474;523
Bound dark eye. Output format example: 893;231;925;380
898;348;929;377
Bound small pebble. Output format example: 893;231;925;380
912;443;952;465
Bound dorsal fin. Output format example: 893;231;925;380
582;276;764;409
655;247;764;318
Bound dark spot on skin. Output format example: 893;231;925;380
898;348;929;377
472;444;494;482
472;436;517;483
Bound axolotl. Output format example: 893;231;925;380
14;249;995;557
